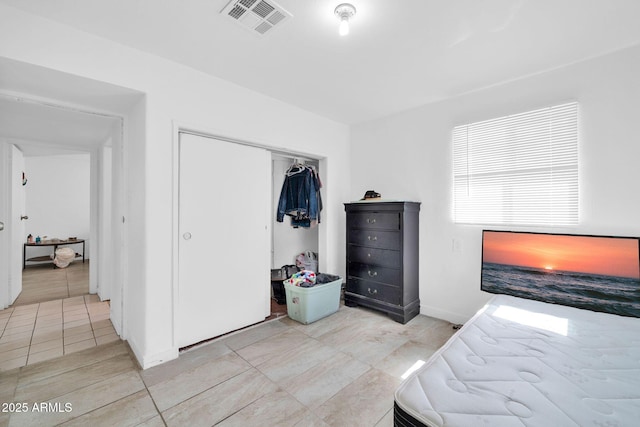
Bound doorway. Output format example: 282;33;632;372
0;99;125;371
16;151;91;306
271;154;320;268
0;111;119;309
0;93;123;315
270;154;320;318
0;58;145;370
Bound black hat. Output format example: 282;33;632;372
361;190;381;200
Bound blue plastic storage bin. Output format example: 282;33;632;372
284;274;342;324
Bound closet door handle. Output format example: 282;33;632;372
366;218;376;224
367;287;378;295
367;235;377;241
367;270;377;278
183;232;192;240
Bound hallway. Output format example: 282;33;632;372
0;294;117;371
15;261;89;306
1;261;117;371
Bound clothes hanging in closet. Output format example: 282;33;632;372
276;163;323;228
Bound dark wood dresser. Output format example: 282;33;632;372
344;201;420;323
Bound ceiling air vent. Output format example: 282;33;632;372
221;0;292;36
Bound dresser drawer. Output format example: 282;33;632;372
348;262;401;286
348;212;399;230
346;278;400;305
348;229;401;250
348;246;401;268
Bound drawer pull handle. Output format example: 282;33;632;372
367;253;371;258
366;218;376;224
367;270;378;277
367;235;378;241
367;287;378;295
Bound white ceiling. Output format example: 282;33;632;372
2;0;640;125
0;96;120;156
0;58;141;156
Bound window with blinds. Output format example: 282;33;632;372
453;102;578;226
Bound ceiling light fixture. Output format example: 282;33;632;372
334;3;356;36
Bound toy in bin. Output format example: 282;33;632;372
283;271;316;288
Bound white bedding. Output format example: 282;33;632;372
394;295;640;426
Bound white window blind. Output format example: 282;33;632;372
453;102;578;226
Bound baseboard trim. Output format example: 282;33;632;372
419;303;469;325
127;337;178;370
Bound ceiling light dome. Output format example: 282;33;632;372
334;3;356;36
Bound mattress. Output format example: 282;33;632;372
394;295;640;426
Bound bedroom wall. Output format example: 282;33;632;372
0;4;350;368
24;153;91;259
351;44;640;324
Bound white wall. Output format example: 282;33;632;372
97;145;112;300
351;45;640;324
24;153;90;260
0;4;350;368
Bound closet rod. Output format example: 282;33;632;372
292;157;311;164
272;151;317;163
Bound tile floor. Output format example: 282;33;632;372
15;261;90;306
0;304;456;426
0;295;118;372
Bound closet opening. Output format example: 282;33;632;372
270;153;321;319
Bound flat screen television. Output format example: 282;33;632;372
481;230;640;317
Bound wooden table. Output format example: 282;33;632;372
23;239;85;269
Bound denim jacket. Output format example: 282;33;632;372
276;166;322;227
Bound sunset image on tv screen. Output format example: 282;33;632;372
481;231;640;317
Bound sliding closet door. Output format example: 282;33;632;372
178;133;270;348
